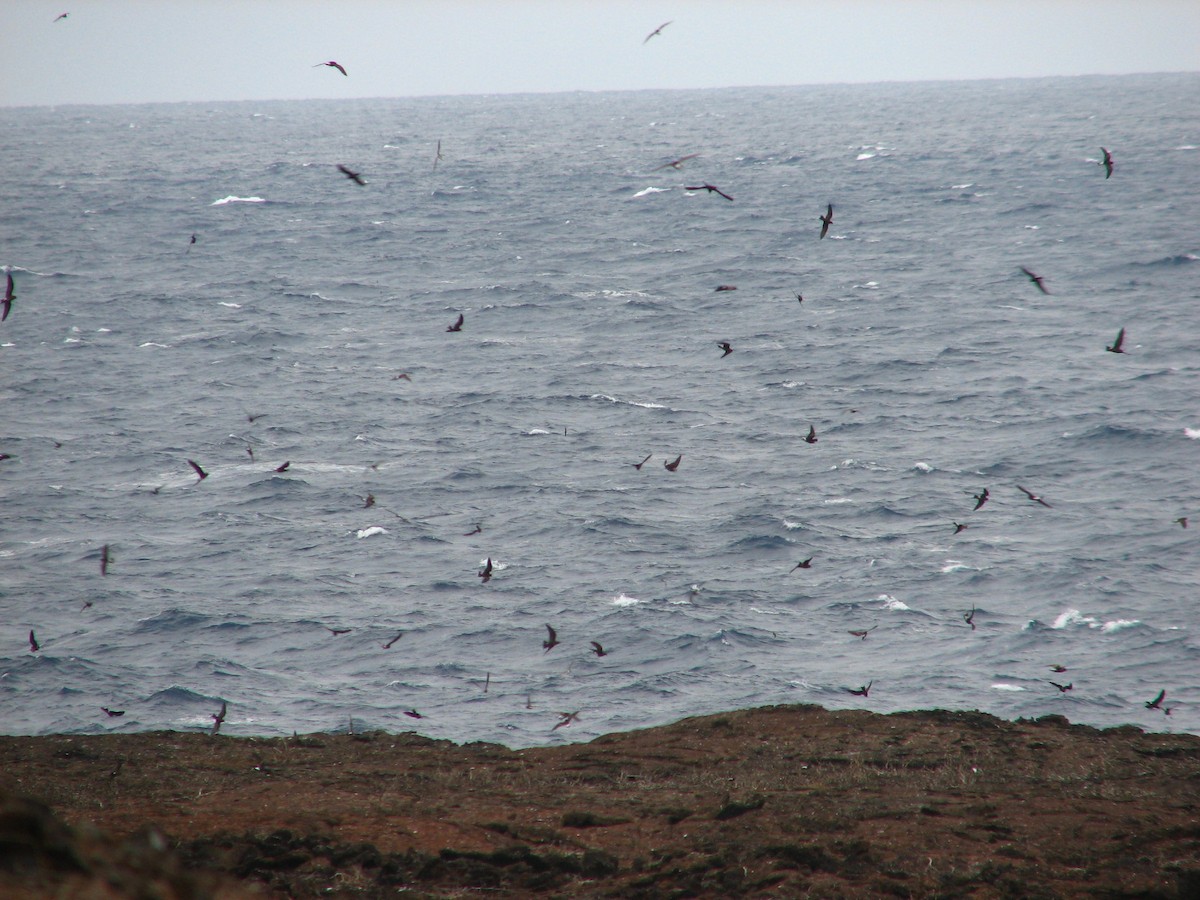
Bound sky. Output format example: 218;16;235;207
2;1;1197;108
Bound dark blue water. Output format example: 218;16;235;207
2;73;1198;744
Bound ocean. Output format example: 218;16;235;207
1;73;1198;745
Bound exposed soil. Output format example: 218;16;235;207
2;704;1199;898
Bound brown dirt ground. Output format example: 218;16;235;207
2;704;1199;898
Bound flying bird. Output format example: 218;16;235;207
685;183;734;201
972;488;990;511
552;710;580;731
796;293;803;304
211;701;227;735
382;632;403;649
187;459;208;481
654;153;699;171
1106;327;1126;354
1098;147;1114;178
463;524;482;536
274;461;290;473
337;164;365;185
589;641;607;657
53;12;69;22
643;20;672;43
1145;689;1166;711
100;544;110;576
1049;681;1073;693
1175;517;1188;529
403;709;423;719
848;626;876;641
101;707;124;717
804;425;818;445
363;493;375;508
790;557;813;572
1017;485;1052;507
819;204;833;239
314;60;348;76
664;454;682;472
433;139;443;170
479;557;493;583
188;233;196;251
847;681;873;697
247;412;267;423
29;630;39;652
1020;267;1050;294
244;442;254;461
543;624;560;653
953;522;968;534
446;313;464;332
964;606;976;630
718;342;733;357
714;285;737;292
2;271;14;322
633;454;652;470
326;627;351;636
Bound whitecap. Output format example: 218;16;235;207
97;327;111;333
355;526;388;539
913;462;934;473
990;684;1025;692
877;594;909;611
139;342;170;349
524;428;552;435
211;196;266;206
856;153;876;161
1101;619;1139;633
1184;428;1200;440
782;519;804;530
218;302;242;309
1051;609;1099;629
940;562;976;574
611;594;640;607
633;186;669;197
822;498;854;505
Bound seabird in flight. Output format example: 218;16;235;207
433;140;443;170
633;454;652;470
804;425;818;444
1049;681;1073;693
846;681;873;697
972;488;990;511
463;524;482;536
446;313;463;332
590;641;607;657
382;632;403;649
552;710;580;731
337;164;366;185
1020;267;1050;294
819;204;833;239
1106;327;1126;354
848;626;877;640
211;701;227;735
964;606;976;630
274;461;290;473
790;557;813;572
643;21;672;43
29;630;39;652
53;13;69;23
685;183;734;201
543;623;560;653
187;459;208;481
314;60;348;76
664;454;682;471
718;342;733;357
100;544;110;576
479;557;493;583
2;271;14;322
953;522;968;534
1017;485;1052;507
102;707;124;717
654;153;699;171
1175;517;1188;529
1099;147;1114;179
1145;689;1166;711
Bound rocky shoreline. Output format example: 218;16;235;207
2;704;1198;898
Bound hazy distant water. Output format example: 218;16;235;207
1;73;1198;745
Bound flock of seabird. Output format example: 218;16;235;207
6;19;1183;735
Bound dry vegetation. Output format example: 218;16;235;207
2;704;1199;897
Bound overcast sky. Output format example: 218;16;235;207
3;1;1197;108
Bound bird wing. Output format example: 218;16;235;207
1113;327;1125;350
1150;689;1166;706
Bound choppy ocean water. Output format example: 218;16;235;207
1;73;1198;745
